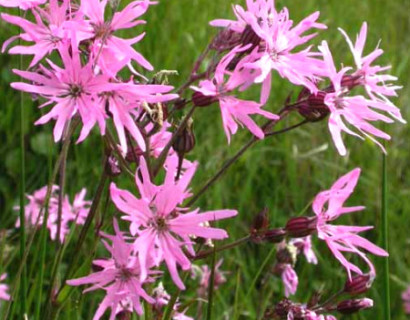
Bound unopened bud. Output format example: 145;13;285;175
298;91;330;122
125;146;144;163
341;74;362;90
192;91;218;107
240;25;261;48
263;228;286;243
251;208;269;233
105;155;122;177
173;98;188;111
336;298;373;314
211;29;241;52
116;311;131;320
273;299;292;318
276;244;297;265
285;216;317;238
343;274;374;295
172;119;195;155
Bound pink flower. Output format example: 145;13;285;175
70;188;91;225
110;157;237;289
101;82;178;152
192;259;227;296
313;168;388;279
1;0;71;67
290;236;317;265
15;186;90;242
211;0;326;98
339;22;405;124
402;286;410;314
281;264;298;297
0;274;10;301
0;0;45;10
69;0;155;76
67;220;154;319
318;40;404;156
11;39;116;143
191;46;279;143
151;283;193;320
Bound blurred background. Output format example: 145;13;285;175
0;0;409;319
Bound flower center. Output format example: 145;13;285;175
69;84;83;98
117;267;133;282
93;22;112;39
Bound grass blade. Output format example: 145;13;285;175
381;152;391;320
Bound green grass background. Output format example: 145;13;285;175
0;0;409;319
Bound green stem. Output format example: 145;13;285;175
153;105;196;177
18;8;27;317
381;153;390;320
238;245;276;320
186;108;297;208
193;236;250;260
162;272;190;320
56;162;109;298
3;121;77;320
34;122;75;320
206;246;217;320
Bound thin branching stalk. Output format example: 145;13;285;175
186;107;297;207
56;160;109;298
206;246;217;320
153;105;196;177
238;245;276;320
194;236;251;260
381;152;391;320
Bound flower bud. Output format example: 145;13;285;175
240;25;261;48
172;119;195;155
125;146;144;163
273;299;292;318
192;91;218;107
285;216;317;238
298;91;330;122
343;273;374;295
263;228;287;243
276;244;297;265
251;208;269;233
105;155;122;177
116;311;131;320
341;74;362;90
211;29;241;52
173;98;188;111
336;298;373;314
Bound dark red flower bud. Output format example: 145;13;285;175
264;228;287;243
273;299;293;318
172;119;195;155
251;208;269;233
298;91;330;122
173;98;188;111
116;311;132;320
192;91;218;107
211;29;241;52
341;74;362;90
125;146;144;163
343;274;374;295
337;298;373;314
240;25;261;48
285;216;317;238
105;155;122;177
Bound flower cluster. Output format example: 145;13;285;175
0;0;405;318
15;185;90;242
